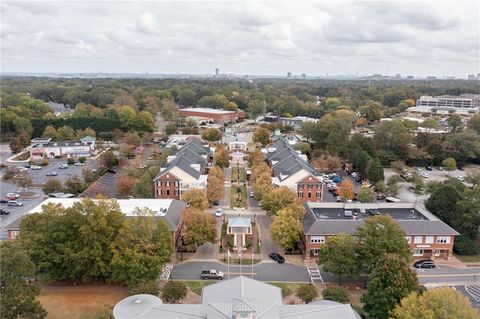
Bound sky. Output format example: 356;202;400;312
1;0;479;77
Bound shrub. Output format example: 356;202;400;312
296;284;318;303
322;286;350;304
41;159;49;166
3;168;15;180
42;179;63;194
67;158;75;165
161;281;187;303
78;156;87;163
454;235;480;255
130;280;160;296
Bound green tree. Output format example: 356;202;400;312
64;174;85;194
270;206;303;251
373;120;412;161
358;186;376;203
161;281;188;303
392;287;478;319
295;141;311;154
111;210;172;286
442;157;456;172
9;137;21;154
322;286;350;304
224;101;239;111
252;127;270;146
467;114;480;134
0;241;47;319
182;208;217;250
42;178;63;194
356;150;372;176
247;99;265;118
202;128;222;142
362;253;418;319
356;215;411;273
319;233;360;284
446;114;462;132
385;176;402;197
136;111;155;131
100;150;118;169
261;186;297;216
367;157;384;183
118;105;137;129
181;189;209;210
295;284;318;304
359;101;383;122
56;125;75;140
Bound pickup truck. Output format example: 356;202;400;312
200;269;224;280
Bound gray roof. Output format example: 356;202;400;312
154;138;210;181
303;203;459;236
113;276;360;319
267;140;315;178
163;199;187;231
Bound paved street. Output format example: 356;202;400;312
171;260;310;282
457;284;480;309
257;215;281;259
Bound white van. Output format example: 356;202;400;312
385;197;401;203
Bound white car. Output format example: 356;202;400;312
421;173;429;178
46;171;58;176
215;209;223;217
74;162;85;166
31;165;42;170
416;167;423;171
58;164;69;169
457;176;465;181
6;192;20;198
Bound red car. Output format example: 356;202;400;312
5;195;17;201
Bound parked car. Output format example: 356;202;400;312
435;166;444;171
46;171;58;176
5;195;17;201
58;164;69;169
212;200;219;206
376;193;386;200
0;209;10;215
108;168;117;174
8;200;24;206
413;260;436;269
6;192;20;199
31;165;42;170
215;209;223;217
421;172;429;178
74;162;85;166
249;191;254;198
200;269;224;280
456;176;465;181
0;199;8;204
332;176;342;183
426;166;433;171
268;253;285;264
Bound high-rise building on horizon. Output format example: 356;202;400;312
287;72;292;78
301;73;306;78
215;68;219;76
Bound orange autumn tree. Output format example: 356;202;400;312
337;179;354;201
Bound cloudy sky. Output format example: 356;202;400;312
1;1;479;77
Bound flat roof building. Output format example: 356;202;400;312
408;94;480;117
303;202;459;260
179;108;242;124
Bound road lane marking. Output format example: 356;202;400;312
418;273;479;278
224;272;257;275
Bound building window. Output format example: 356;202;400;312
166;190;170;196
425;236;434;244
404;236;411;243
166;181;170;187
10;231;20;239
311;236;325;243
316;191;321;198
414;236;423;244
174;190;179;196
312;249;320;256
436;236;450;244
308;192;312;198
298;192;303;198
412;249;424;256
434;249;441;257
298;184;304;189
158;181;162;187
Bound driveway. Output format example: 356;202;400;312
193;242;217;260
257;215;281;260
171;260;310;282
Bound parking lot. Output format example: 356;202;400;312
322;172;362;203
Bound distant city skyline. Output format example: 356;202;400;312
1;1;479;77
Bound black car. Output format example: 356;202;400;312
268;253;285;264
0;199;8;204
0;209;10;215
107;168;117;174
413;259;436;269
426;166;433;171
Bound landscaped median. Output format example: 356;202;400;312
231;167;246;183
230;185;248;208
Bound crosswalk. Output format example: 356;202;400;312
307;267;324;285
465;284;480;302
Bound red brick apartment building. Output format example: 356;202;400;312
265;139;323;203
154;138;211;199
303;202;459;260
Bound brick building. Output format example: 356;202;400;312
303;202;459;260
179;107;242;124
265;139;323;203
153;138;212;199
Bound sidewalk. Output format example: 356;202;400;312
435;255;479;269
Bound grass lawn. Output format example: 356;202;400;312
454;253;480;263
230;185;248;208
231;167;246;183
268;282;303;297
181;280;217;295
38;283;130;319
220;258;262;265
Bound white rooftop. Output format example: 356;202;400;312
29;198;175;217
181;107;236;115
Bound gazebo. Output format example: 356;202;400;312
227;217;252;251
